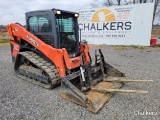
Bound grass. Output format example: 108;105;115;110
112;45;128;50
89;44;148;50
130;45;147;49
0;32;10;46
109;45;147;50
94;44;157;50
0;43;10;46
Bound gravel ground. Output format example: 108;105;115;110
0;45;160;120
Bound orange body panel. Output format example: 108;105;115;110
7;23;91;77
63;48;81;69
79;44;90;65
10;41;20;57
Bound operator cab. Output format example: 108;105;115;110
25;9;79;57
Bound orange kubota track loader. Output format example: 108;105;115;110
7;9;151;113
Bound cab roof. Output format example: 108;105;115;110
25;8;78;15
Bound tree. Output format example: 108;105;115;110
117;0;121;5
153;0;160;24
0;25;7;30
143;0;147;3
103;0;113;6
91;0;160;25
133;0;136;4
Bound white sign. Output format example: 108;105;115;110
78;3;154;46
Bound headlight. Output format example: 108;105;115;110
56;10;61;14
75;14;79;17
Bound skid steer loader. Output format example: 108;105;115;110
7;8;152;113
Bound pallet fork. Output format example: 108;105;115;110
60;49;152;113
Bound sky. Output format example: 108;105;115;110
0;0;93;25
0;0;159;25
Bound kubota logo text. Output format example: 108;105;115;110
27;35;39;47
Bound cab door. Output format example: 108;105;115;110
26;11;58;48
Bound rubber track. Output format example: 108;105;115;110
17;51;60;89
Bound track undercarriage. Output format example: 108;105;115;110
14;51;60;89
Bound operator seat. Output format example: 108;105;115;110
41;23;51;32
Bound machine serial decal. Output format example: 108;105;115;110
26;35;39;47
